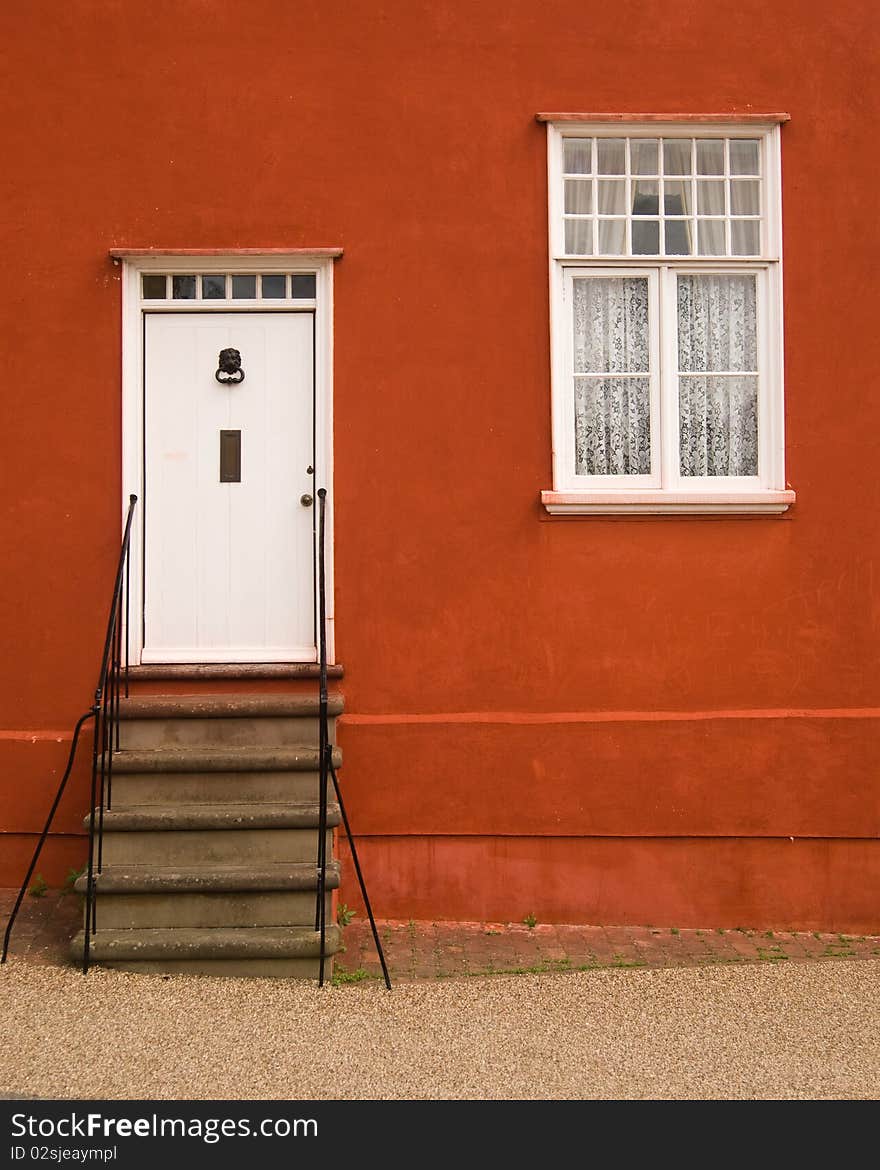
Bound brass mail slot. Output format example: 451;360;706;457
219;429;241;482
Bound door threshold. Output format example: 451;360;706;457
128;663;343;681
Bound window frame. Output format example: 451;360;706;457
543;118;793;515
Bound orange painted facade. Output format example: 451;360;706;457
2;1;878;930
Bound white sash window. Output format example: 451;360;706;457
541;120;794;515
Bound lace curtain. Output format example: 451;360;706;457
573;277;651;475
678;274;758;476
571;273;759;479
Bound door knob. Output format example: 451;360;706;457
300;493;314;507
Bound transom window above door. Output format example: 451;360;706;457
140;273;317;303
540;116;794;515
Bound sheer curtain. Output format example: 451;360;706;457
573;277;651;475
677;274;758;476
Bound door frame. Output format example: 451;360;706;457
115;249;340;665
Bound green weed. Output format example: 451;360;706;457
336;903;355;928
756;947;788;962
60;866;87;899
331;965;373;986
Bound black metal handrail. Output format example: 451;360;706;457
1;494;138;971
314;488;391;989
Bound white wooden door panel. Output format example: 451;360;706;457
144;312;315;662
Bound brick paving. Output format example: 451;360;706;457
2;890;879;984
337;916;880;984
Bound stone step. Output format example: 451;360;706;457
119;717;333;749
88;802;341;833
76;861;341;894
78;863;340;925
70;926;339;964
82;890;334;930
108;769;329;806
91;802;339;866
119;694;344;718
116;694;343;749
128;664;344;681
80;957;337;978
104;745;342;774
99;827;335;866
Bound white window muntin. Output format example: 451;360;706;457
561;267;661;490
549;123;781;263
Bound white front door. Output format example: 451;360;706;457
143;312;315;662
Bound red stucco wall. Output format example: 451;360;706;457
2;1;878;928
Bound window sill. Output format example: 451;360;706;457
541;489;796;515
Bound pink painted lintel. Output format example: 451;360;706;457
109;247;344;259
535;112;791;124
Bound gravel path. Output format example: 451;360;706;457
2;958;878;1099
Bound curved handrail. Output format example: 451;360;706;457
0;711;95;964
95;495;138;704
1;495;138;969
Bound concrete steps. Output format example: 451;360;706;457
73;693;343;978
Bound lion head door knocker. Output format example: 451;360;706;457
215;348;245;385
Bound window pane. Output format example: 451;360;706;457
696;140;725;175
201;274;226;299
597;180;626;214
697;180;725;215
631;139;658;174
662;139;692;175
232;275;257;299
730;180;760;215
142;274;167;299
730;139;760;175
291;274;317;298
575;378;651;475
677;274;757;372
679;376;758;476
731;219;760;255
573;277;650;373
596;139;625;174
664;220;692;255
261;274;286;298
172;275;196;299
697;219;726;255
564;219;593;254
663;180;691;215
564;180;592;214
597;218;626;254
632;220;660;254
631;180;659;215
564;138;592;174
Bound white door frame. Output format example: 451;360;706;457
115;250;340;665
